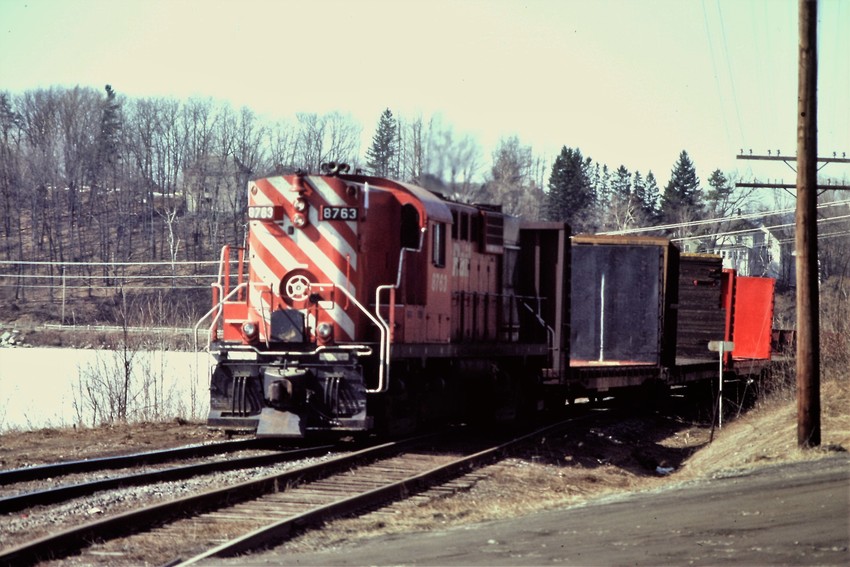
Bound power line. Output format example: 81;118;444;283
715;0;746;145
600;198;850;235
778;230;850;244
702;0;734;151
671;213;850;242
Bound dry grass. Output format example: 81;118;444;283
683;370;850;477
0;421;222;469
278;370;850;554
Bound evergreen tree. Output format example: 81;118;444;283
632;170;645;210
545;146;594;231
0;93;21;238
92;84;122;185
612;165;631;202
365;108;398;178
661;150;702;225
596;164;611;209
705;169;733;215
642;171;661;222
605;165;636;229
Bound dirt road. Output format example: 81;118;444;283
218;453;849;566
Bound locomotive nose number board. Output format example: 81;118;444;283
320;206;358;221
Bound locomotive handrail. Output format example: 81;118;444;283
373;239;421;394
194;282;249;351
310;281;390;394
519;299;557;373
192;281;249;393
193;245;250;352
208;342;374;358
373;284;393;394
216;245;248;299
259;284;274;349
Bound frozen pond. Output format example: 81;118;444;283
0;347;211;432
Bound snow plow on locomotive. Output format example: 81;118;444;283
198;166;777;438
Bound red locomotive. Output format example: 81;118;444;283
202;165;556;436
201;166;776;437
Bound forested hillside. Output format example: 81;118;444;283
0;85;845;333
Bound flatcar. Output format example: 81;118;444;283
200;166;777;437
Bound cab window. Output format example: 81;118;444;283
432;222;446;267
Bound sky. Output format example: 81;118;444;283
1;0;848;187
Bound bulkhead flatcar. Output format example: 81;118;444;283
522;235;776;402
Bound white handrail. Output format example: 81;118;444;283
312;282;390;394
373;233;423;394
193;282;249;352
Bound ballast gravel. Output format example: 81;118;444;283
0;453;337;551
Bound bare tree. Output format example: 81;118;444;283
410;115;481;200
294;111;360;173
267;118;299;171
323;111;361;169
816;189;850;282
0;93;22;242
484;136;541;219
57;88;99;245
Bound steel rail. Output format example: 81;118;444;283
0;438;275;485
0;445;334;514
0;421;581;567
176;420;579;565
0;436;428;567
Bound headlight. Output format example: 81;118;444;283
292;213;307;228
241;321;259;340
293;197;308;213
317;322;333;341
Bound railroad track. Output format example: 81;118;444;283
0;444;334;514
0;437;277;485
0;420;581;566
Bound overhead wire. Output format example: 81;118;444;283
0;273;218;280
701;0;734;152
715;0;746;146
0;284;211;290
600;197;850;235
671;213;850;242
0;260;231;266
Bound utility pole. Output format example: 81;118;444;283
796;0;820;447
735;0;824;448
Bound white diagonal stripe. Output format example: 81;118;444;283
252;226;356;339
253;178;358;271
